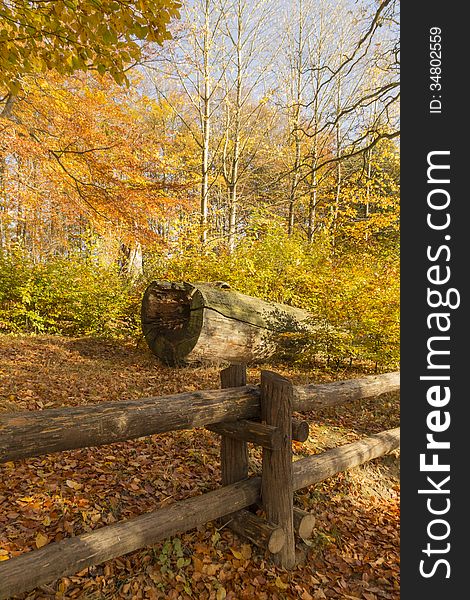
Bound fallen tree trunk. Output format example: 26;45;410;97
0;429;400;599
141;280;312;365
0;372;399;463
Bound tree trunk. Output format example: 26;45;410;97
141;280;313;365
200;0;212;244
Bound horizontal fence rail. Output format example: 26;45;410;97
0;428;400;599
0;372;399;463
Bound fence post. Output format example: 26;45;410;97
210;365;289;556
260;370;296;569
219;364;249;485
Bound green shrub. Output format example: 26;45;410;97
144;216;399;370
0;251;142;337
0;215;399;370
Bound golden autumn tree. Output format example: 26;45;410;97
0;72;192;265
332;137;400;248
0;0;184;269
0;0;181;93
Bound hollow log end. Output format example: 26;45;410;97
292;419;309;443
141;281;203;366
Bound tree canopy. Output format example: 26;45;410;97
0;0;181;91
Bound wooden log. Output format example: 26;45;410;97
219;365;248;485
260;371;296;569
292;428;401;491
293;507;316;540
225;509;286;554
0;429;400;598
210;418;303;448
0;386;260;463
294;371;400;412
0;373;399;463
141;280;313;365
208;421;281;449
292;419;309;442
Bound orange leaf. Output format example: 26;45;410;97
193;556;204;572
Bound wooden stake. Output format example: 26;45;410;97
226;509;285;554
219;365;248;485
293;507;316;540
260;371;296;569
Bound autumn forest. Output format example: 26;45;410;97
1;3;400;598
0;0;399;370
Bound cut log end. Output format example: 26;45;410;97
227;509;286;555
293;507;316;540
268;526;287;554
141;282;203;365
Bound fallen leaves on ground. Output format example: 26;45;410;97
0;335;399;599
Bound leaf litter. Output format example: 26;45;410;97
0;335;399;599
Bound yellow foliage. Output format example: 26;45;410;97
0;0;181;90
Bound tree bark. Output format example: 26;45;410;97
200;0;211;244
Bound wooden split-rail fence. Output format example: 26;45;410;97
0;367;400;599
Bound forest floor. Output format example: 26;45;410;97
0;335;400;600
